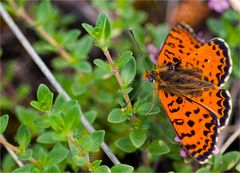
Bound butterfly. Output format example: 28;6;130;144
144;23;232;164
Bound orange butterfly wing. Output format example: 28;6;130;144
157;23;204;67
158;90;219;163
180;38;232;87
176;38;232;128
155;23;232;163
188;89;232;129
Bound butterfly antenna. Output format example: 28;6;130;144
130;81;146;102
129;28;150;70
129;28;143;56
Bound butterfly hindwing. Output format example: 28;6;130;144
158;90;219;163
189;88;232;129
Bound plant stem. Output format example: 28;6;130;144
0;2;120;165
29;157;42;168
7;0;73;62
102;48;137;122
0;136;20;153
221;126;240;153
0;134;41;168
68;136;93;171
0;135;23;167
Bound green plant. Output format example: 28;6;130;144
1;1;239;172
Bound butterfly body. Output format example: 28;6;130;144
144;23;232;164
144;64;215;97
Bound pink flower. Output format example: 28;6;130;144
208;0;230;13
147;44;162;64
174;136;181;143
180;150;187;157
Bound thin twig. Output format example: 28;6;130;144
102;48;137;122
0;3;120;165
68;136;93;171
0;135;42;167
221;125;240;153
7;0;73;62
0;135;23;167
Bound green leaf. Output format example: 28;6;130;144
0;114;9;134
63;102;81;132
236;163;240;172
207;19;225;38
71;82;87;96
213;151;222;171
111;164;134;173
53;95;66;110
220;151;240;171
120;57;136;87
19;149;32;160
62;29;81;46
222;9;240;22
2;154;16;172
115;51;133;68
72;155;86;166
34;41;56;54
30;84;53;112
115;136;136;153
92;160;102;169
129;129;147;148
12;164;33;173
94;59;111;72
147;23;169;46
49;113;64;132
46;144;69;167
78;135;93;152
85;110;97;124
196;167;210;173
46;165;61;173
173;161;192;172
17;0;27;7
74;61;92;73
118;87;133;94
82;23;97;39
16;106;45;133
136;102;160;115
135;166;153;173
148;140;170;156
15;125;31;150
95;13;111;48
89;130;105;152
37;131;65;144
33;116;50;128
74;35;94;59
108;108;128;123
16;84;31;100
93;165;111;173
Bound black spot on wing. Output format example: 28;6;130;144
194;108;200;114
187;120;195;127
176;97;183;104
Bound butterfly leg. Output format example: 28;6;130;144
146;89;156;115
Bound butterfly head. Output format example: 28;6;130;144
144;70;156;83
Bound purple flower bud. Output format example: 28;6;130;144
147;44;162;64
174;136;181;143
208;0;230;13
180;150;187;157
